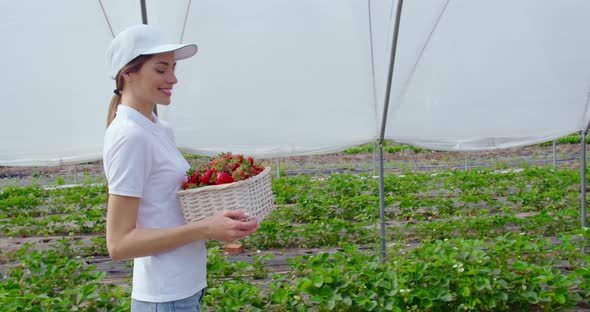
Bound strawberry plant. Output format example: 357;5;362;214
0;242;129;311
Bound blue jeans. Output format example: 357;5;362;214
131;288;205;312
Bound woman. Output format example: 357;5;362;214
103;24;259;311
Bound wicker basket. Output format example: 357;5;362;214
177;167;275;223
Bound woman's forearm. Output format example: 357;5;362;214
107;221;209;261
106;194;259;261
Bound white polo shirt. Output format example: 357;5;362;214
103;104;206;302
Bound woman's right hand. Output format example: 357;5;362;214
204;210;259;243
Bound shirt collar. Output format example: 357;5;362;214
116;104;161;134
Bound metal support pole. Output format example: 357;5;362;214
140;0;148;24
582;131;587;229
376;0;404;261
378;142;386;260
378;0;404;141
276;159;281;178
373;141;377;175
464;152;468;170
553;140;557;168
74;165;78;184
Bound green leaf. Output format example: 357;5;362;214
555;293;566;304
496;292;508;301
325;299;336;310
440;293;453;302
342;296;352;306
461;287;471;297
313;277;323;288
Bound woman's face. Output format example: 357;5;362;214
128;52;178;106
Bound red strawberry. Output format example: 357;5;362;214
215;171;234;185
232;168;247;181
239;163;253;178
201;169;216;185
183;182;190;190
188;172;200;184
221;153;233;160
247;157;254;167
211;158;231;172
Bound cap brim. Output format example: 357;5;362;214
142;43;198;60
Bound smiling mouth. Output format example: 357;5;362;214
159;88;172;96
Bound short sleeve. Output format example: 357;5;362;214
104;131;152;198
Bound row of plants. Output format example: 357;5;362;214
0;167;585;246
0;184;106;236
342;134;588;155
538;134;590;146
343;141;429;154
0;168;579;248
0;239;129;311
2;232;588;311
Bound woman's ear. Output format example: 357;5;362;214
122;71;133;83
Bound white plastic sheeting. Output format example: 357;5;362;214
150;0;378;158
383;1;590;151
0;0;142;166
1;0;590;166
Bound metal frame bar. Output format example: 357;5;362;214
553;140;557;168
373;141;378;176
378;0;404;260
464;152;468;170
582;131;587;228
378;143;386;259
141;0;148;24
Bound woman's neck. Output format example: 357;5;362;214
120;94;156;122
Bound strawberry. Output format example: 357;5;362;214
186;167;197;177
215;171;234;185
220;152;233;160
183;182;199;190
210;158;232;172
232;168;247;181
188;172;200;184
201;169;216;185
252;167;261;176
239;162;253;178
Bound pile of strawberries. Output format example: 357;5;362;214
182;153;265;190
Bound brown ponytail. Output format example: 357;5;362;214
106;55;154;127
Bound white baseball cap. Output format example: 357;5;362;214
106;24;198;79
